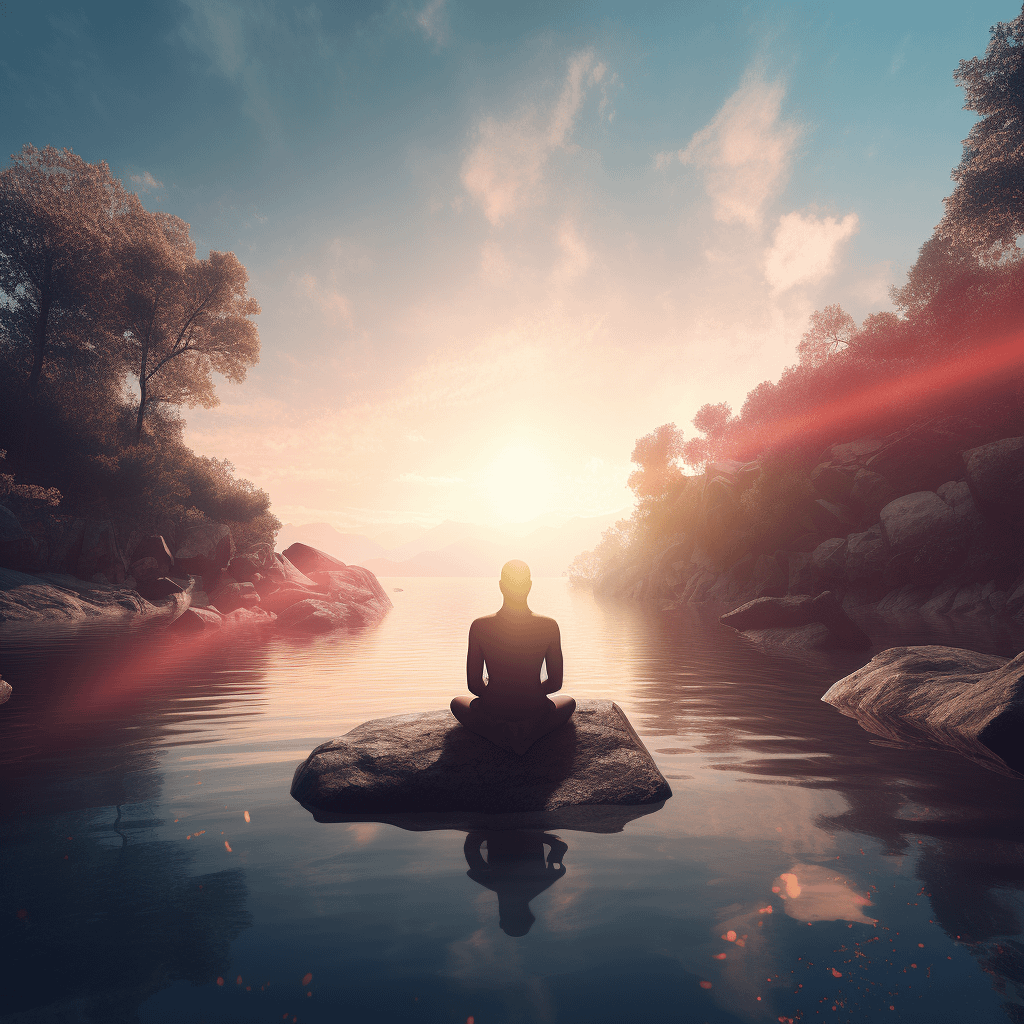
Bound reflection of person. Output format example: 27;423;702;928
464;831;568;936
450;560;576;755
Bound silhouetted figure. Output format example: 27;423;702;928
464;831;568;936
451;560;576;755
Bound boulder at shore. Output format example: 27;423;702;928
291;699;671;819
821;646;1024;776
720;592;870;650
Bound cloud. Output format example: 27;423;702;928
551;218;592;283
129;171;163;192
763;211;859;292
416;0;447;45
291;272;353;326
461;49;599;225
658;69;801;228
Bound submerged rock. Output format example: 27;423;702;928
0;677;11;705
821;646;1024;777
291;700;671;819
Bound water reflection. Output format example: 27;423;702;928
0;625;268;1022
464;831;568;936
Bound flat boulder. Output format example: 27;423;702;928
822;646;1024;777
131;535;175;575
290;700;671;817
720;592;869;649
282;542;347;575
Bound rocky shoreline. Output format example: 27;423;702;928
0;507;391;633
594;422;1024;646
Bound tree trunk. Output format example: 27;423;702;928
135;333;149;439
27;256;54;390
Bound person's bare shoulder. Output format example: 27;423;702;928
532;614;560;637
469;614;498;634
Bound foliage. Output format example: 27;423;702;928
940;4;1024;249
627;422;685;497
796;304;856;367
0;145;130;390
0;145;275;555
681;402;735;470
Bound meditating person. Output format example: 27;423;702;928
450;559;576;755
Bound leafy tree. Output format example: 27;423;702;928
627;422;685;497
681;401;735;469
0;145;129;389
116;209;261;438
796;304;856;367
940;4;1024;249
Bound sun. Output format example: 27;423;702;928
479;443;558;523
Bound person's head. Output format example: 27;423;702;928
499;560;532;603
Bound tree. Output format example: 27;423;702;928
681;401;734;469
116;208;260;438
627;422;685;498
796;304;856;367
939;4;1024;250
0;145;128;389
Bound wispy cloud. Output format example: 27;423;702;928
551;218;592;284
129;170;163;192
658;69;801;228
291;272;353;327
461;50;601;225
416;0;447;45
763;211;859;292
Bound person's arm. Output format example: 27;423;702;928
466;621;487;697
540;622;563;694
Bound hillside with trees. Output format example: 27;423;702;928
0;145;277;561
568;5;1024;624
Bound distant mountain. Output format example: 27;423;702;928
276;522;386;564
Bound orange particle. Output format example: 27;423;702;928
307;992;311;997
772;886;781;893
726;930;737;942
236;976;242;985
216;977;224;986
736;939;746;947
468;1018;475;1024
302;973;313;986
244;811;251;823
699;981;712;990
758;906;773;914
910;963;917;968
756;995;761;1001
831;968;842;977
713;953;727;960
918;943;924;948
224;841;232;853
16;909;27;920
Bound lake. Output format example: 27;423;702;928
3;577;1024;1023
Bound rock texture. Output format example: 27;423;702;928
720;592;870;650
291;700;672;818
821;646;1024;777
595;416;1024;633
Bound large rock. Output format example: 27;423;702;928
720;591;869;649
849;469;897;520
879;491;966;585
864;430;963;493
811;537;847;584
174;522;235;576
810;463;855;504
282;542;348;575
290;700;671;817
0;567;163;625
845;525;888;587
131;535;175;575
822;646;1024;777
750;553;786;598
962;437;1024;524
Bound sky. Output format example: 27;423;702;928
1;1;1017;532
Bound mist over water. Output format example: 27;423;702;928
3;578;1024;1023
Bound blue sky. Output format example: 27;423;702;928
1;1;1016;529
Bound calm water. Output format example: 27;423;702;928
3;578;1024;1024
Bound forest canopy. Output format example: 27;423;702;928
0;145;277;551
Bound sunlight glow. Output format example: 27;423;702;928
479;442;558;523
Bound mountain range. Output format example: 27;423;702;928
275;510;628;577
